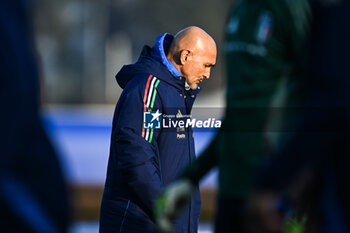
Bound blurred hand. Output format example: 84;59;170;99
154;179;194;233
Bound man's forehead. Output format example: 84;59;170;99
207;52;217;63
199;52;217;65
195;48;216;57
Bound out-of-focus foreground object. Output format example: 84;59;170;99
0;0;70;232
154;179;194;233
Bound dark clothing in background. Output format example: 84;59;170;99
214;198;246;233
258;1;350;232
183;0;311;198
0;0;70;232
181;0;311;232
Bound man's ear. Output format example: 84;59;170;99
179;49;190;65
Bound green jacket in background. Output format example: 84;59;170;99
184;0;311;198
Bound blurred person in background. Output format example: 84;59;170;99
155;0;312;232
0;0;70;232
251;0;350;233
99;26;216;233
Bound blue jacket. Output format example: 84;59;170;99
100;33;201;233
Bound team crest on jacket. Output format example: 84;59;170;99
256;12;273;44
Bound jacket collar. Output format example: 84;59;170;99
150;33;182;78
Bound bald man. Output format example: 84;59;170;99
99;27;217;233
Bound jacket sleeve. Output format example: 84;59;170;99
114;75;163;215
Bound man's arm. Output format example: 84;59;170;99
114;75;163;215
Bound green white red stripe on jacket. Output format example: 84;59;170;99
142;74;160;143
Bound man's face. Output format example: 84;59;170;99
181;50;216;89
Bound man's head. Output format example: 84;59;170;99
167;26;217;89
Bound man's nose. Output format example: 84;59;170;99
204;70;210;79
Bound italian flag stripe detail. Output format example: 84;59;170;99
142;75;153;138
149;79;160;111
